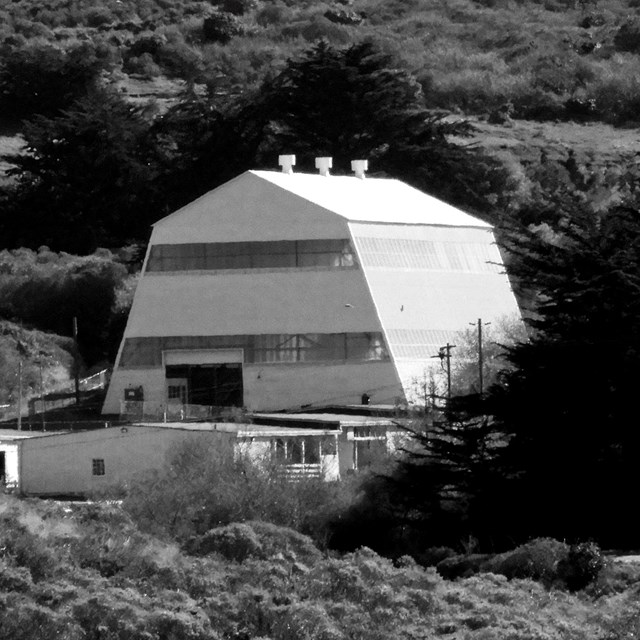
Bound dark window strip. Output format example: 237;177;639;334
118;333;389;368
146;240;356;272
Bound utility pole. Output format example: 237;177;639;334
443;342;455;401
470;318;491;396
39;361;46;432
73;316;80;405
431;343;456;403
17;360;22;431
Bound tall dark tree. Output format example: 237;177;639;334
0;41;111;120
0;90;162;253
258;40;514;218
485;203;640;546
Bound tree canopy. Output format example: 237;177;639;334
485;203;640;546
0;90;163;252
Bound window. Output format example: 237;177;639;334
146;240;356;272
92;459;105;476
321;436;337;456
304;437;320;464
167;384;187;404
119;333;390;368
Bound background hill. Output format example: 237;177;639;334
1;0;640;162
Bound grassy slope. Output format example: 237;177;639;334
1;0;640;175
1;495;640;639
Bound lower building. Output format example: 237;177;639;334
0;414;401;496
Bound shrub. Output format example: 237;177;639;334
415;546;457;567
271;602;342;640
557;541;605;591
436;553;492;580
0;561;33;593
486;538;569;585
187;523;264;562
614;18;640;53
220;0;257;16
0;41;107;119
84;7;113;28
256;3;286;26
203;12;244;43
245;521;322;565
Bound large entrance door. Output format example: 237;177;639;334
166;364;243;407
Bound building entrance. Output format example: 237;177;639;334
166;363;243;407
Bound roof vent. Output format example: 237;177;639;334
315;157;332;177
351;159;368;179
278;154;296;174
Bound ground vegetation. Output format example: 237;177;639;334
2;486;640;639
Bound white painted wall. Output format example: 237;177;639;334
104;360;402;415
0;442;19;486
243;361;402;411
103;368;165;416
349;222;523;401
19;427;231;496
125;269;381;337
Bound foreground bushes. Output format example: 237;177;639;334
1;494;640;640
122;438;358;548
436;537;605;591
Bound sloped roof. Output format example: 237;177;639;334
251;170;491;228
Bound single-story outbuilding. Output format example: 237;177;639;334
0;413;403;496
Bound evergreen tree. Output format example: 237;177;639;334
0;90;162;253
0;41;111;120
257;40;514;219
486;202;640;546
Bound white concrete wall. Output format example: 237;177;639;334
125;269;381;337
243;361;401;411
19;427;230;496
104;360;402;414
0;442;19;486
349;222;523;400
103;368;165;416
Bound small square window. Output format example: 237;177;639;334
92;458;105;476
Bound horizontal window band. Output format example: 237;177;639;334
145;265;359;276
147;239;357;272
118;333;390;369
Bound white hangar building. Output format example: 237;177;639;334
102;157;521;416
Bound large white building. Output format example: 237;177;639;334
102;157;521;416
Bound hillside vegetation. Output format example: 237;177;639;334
3;0;640;125
2;494;640;640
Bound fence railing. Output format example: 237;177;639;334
0;370;110;423
120;401;244;422
276;463;323;480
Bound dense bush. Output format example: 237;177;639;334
123;437;356;548
0;247;130;365
202;12;244;43
436;538;606;591
0;41;111;119
557;541;605;591
187;523;264;561
485;538;569;585
614;17;640;53
0;494;639;640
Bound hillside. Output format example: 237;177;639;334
1;0;640;167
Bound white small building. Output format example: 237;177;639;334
0;429;39;489
0;414;401;496
103;158;522;416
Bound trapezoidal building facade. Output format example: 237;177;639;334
102;160;522;415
